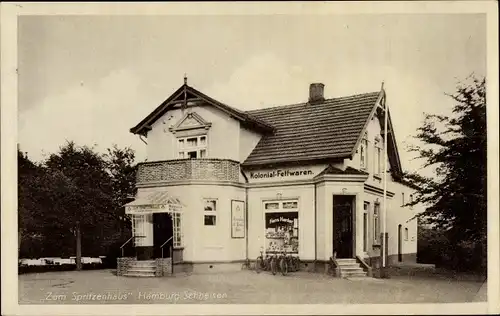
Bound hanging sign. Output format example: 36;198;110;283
125;203;181;215
231;200;245;238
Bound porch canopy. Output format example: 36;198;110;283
124;191;183;215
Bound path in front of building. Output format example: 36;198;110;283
18;269;485;304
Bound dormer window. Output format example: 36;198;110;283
360;132;368;170
178;135;207;159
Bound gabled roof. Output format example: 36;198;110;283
130;84;274;136
243;92;382;164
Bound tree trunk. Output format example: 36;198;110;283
76;222;82;271
18;229;22;258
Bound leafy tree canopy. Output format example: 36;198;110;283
403;75;486;246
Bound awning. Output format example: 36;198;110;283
124;191;183;215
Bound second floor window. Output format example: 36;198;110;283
374;137;382;176
178;135;207;159
360;132;368;170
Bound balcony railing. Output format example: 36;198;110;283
136;158;240;184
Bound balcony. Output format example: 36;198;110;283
136;158;240;185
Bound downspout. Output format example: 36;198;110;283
139;135;147;145
314;180;317;268
240;168;250;265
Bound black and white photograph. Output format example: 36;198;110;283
1;2;498;315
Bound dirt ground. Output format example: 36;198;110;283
18;267;486;304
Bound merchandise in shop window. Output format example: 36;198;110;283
265;211;299;254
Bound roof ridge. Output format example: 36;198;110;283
245;91;380;114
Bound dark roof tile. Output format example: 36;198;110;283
242;92;380;166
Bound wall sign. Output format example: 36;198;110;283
231;200;245;238
249;169;313;179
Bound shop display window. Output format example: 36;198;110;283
264;201;299;254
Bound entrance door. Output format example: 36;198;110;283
333;196;354;258
398;224;403;262
153;213;173;258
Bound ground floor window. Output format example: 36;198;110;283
172;212;182;248
373;203;380;244
363;202;369;252
264;200;299;254
131;214;152;247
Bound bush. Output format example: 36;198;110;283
417;226;486;273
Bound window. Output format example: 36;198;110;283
374;137;382;176
204;199;217;226
178;135;207;159
404;227;409;241
409;194;414;209
264;200;299;254
363;202;369;252
373;203;380;244
172;212;182;248
402;192;405;206
360;132;368;170
131;214;152;247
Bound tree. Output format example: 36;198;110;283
18;141;138;267
102;145;137;249
44;141;117;269
404;75;486;271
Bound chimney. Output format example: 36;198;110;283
309;83;325;103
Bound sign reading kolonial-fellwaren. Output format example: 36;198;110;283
249;169;313;179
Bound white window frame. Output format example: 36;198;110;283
131;214;151;247
363;202;369;252
172;212;183;248
374;137;382;177
373;202;381;244
263;200;299;255
177;135;207;159
203;198;217;226
360;132;368;170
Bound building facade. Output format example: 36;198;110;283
124;79;420;274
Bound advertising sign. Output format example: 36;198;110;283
231;200;245;238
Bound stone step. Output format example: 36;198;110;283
336;259;358;265
128;268;156;273
124;271;156;277
342;271;367;277
131;260;155;265
339;266;365;271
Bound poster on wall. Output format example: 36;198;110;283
231;200;245;238
265;211;299;254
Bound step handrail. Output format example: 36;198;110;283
160;236;173;258
120;236;145;257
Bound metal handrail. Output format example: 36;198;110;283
120;236;145;257
160;236;173;258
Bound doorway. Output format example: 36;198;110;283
333;195;354;258
153;213;173;258
398;224;403;262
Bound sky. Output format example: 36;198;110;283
17;14;486;173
